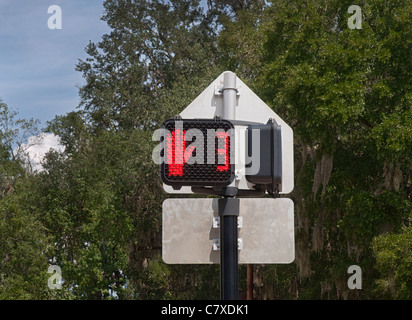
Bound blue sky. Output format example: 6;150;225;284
1;0;209;169
0;0;110;128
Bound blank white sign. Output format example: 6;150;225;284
162;198;294;264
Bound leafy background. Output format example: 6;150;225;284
0;0;411;299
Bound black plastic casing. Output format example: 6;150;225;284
245;121;282;192
160;118;235;188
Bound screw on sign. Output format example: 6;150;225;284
160;119;235;188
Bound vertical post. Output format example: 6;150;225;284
218;197;239;300
247;264;253;300
222;71;237;121
219;71;239;300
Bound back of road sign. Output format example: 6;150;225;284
163;71;294;195
162;198;295;264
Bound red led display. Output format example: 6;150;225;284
216;131;229;172
160;119;235;187
166;129;186;177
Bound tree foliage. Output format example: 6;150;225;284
0;0;410;299
219;0;411;299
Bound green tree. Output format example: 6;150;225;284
76;0;222;131
64;0;225;299
0;177;52;299
218;0;411;298
0;100;58;299
3;0;409;300
36;114;136;299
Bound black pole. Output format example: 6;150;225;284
218;197;239;300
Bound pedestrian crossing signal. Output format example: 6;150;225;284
160;119;235;187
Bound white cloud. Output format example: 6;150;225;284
17;132;65;172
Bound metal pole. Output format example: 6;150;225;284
219;71;239;300
222;71;237;120
218;197;239;300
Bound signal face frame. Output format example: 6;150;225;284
245;121;282;194
160;118;235;188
